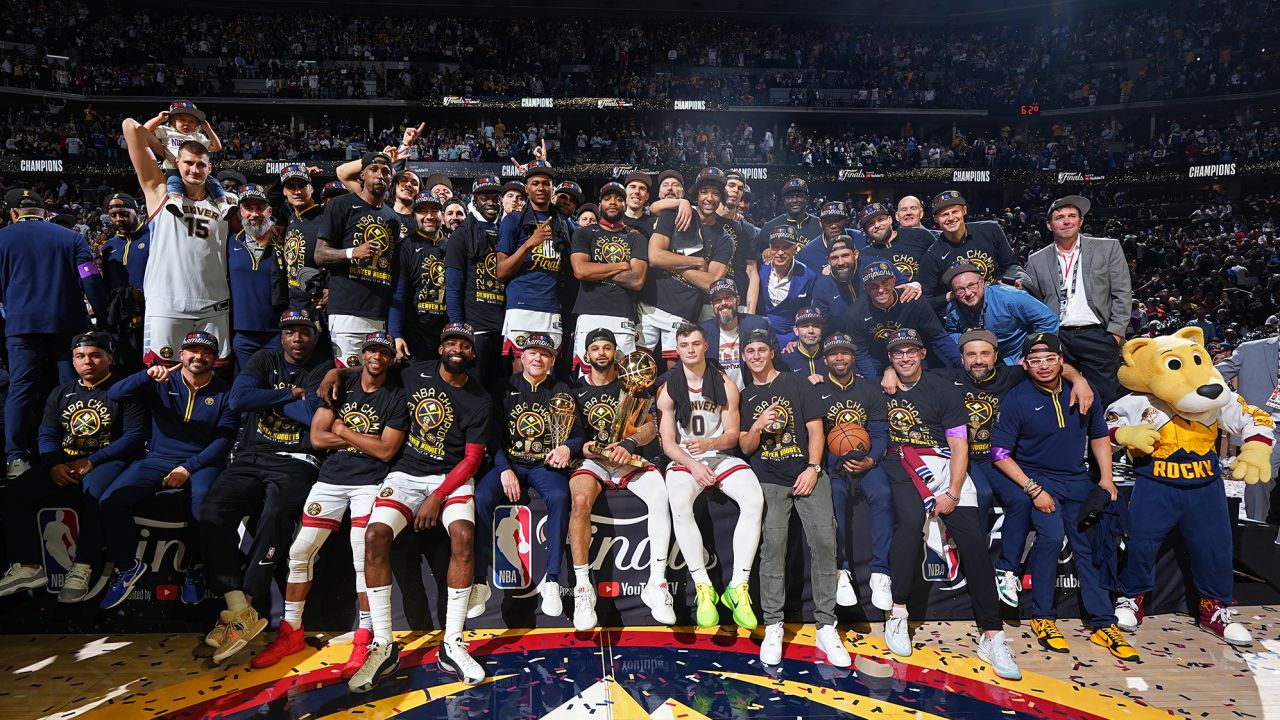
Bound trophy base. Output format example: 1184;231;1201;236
584;441;649;468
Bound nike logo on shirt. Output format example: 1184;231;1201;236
1034;405;1045;411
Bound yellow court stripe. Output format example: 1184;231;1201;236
708;670;950;720
650;697;713;720
312;674;512;719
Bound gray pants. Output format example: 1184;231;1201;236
759;474;838;628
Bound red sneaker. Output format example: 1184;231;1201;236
342;629;374;679
1198;598;1253;647
251;621;306;669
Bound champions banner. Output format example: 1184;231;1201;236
15;484;1207;633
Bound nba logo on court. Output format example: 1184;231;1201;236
492;505;532;590
37;508;79;592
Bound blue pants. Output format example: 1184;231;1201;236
970;460;1032;573
1118;476;1232;604
474;463;569;581
100;456;222;566
232;330;279;372
1028;479;1116;628
829;461;891;574
166;173;226;203
5;333;75;461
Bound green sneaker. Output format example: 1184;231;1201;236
694;583;720;628
720;582;758;630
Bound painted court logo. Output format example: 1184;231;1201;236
38;508;79;592
493;505;532;590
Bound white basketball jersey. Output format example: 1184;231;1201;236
144;196;230;316
677;385;725;458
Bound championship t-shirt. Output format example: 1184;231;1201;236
946;364;1026;460
394;360;491;476
861;226;935;284
400;230;448;318
238;349;331;453
570;223;648;320
819;374;888;434
646;210;734;321
884;371;968;448
317;374;407;486
317;194;403;319
739;371;822;485
444;216;505;331
280;203;325;309
720;216;757;307
502;375;578;466
40;375;144;461
923;220;1015;295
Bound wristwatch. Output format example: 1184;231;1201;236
806;463;823;474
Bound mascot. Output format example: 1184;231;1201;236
1106;327;1273;646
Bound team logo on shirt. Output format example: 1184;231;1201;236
516;412;545;438
873;321;904;343
752;396;802;460
338;402;383;452
597;238;630;264
585;400;617;442
825;402;868;428
68;407;102;437
61;398;113;456
257;382;303;445
204;397;214;406
305;502;322;516
351;215;395;284
416;254;446;312
886;400;927;444
283;228;306;287
893;253;920;281
409;388;455;461
510;402;552;461
954;250;994;280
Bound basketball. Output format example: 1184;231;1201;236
827;422;871;459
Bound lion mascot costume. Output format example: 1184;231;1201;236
1105;326;1273;646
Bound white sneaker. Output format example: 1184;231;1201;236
759;622;784;665
995;570;1020;608
467;583;491;620
5;458;30;480
978;633;1022;680
641;581;676;625
439;636;486;685
869;572;892;612
835;570;858;607
884;614;911;657
539;579;563;617
58;563;94;603
348;640;400;694
572;585;597;631
1115;597;1141;632
816;625;851;668
0;563;45;597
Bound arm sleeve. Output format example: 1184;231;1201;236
184;404;237;472
388;240;409;338
436;442;485;498
88;401;148;465
106;370;154;404
76;236;109;324
867;419;889;461
1106;241;1133;337
1015;291;1060;334
1220;393;1277;445
991;400;1020;456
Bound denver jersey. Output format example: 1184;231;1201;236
676;384;726;457
145;194;230;315
1107;392;1275;487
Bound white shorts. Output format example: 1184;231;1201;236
667;453;754;489
143;309;231;366
572;458;654;491
572;314;638;369
637;303;691;359
300;481;379;532
370;470;475;536
330;314;386;368
502;308;563;355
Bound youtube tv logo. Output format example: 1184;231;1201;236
597;581;621;598
155;584;179;601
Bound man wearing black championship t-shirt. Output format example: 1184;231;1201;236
850;261;961;391
569;183;648;370
278;165;328;312
739;330;850;668
857;201;932;296
877;328;1021;681
920;190;1019;315
394;193;449;360
444;175;505;387
357;323;492;691
314;153;404;367
199;310;329;664
252;333;406;681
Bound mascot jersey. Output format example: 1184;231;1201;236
1106;394;1273;487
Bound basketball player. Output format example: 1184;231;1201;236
354;323;491;691
443;175;505;386
569;183;648;371
252;333;405;676
277;165;328;312
658;323;762;630
920;190;1019;313
394;193;449;360
568;329;674;629
122;118;231;366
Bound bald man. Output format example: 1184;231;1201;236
895;196;929;231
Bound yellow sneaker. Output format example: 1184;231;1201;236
720;583;758;630
694;584;719;628
1090;624;1140;661
1030;618;1070;653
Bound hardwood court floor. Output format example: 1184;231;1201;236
1;609;1277;719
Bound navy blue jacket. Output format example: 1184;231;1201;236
102;222;150;291
228;231;287;333
795;229;868;273
757;260;818;344
0;218;108;334
108;369;236;472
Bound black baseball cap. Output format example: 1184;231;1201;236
522;333;557;356
861;260;895;285
524;160;555;181
502;180;526;196
279;164;311;184
857;202;892;228
624;171;652;191
107;192;138;210
412;192;443;210
72;331;114;353
361;151;393;170
744;328;774;348
278;309;318;329
5;188;41;210
181;331;219;352
931;190;966;214
216;169;248;187
584;327;617;348
598;182;626;201
942;263;983;286
657;169;684;187
472;175;502;194
781;178;809;196
885;328;924;351
793;307;826;327
440;322;475;345
361;331;395;353
238;184;269;204
1023;332;1062;356
822;333;856;354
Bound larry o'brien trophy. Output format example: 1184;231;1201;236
585;351;658;468
547;392;578;452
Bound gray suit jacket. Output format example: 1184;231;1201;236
1217;336;1280;413
1019;235;1132;338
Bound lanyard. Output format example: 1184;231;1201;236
1056;241;1083;312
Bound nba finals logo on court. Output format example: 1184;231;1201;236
493;505;532;590
37;507;79;592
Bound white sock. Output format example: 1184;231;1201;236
359;609;373;631
224;590;249;613
573;563;591;590
690;567;712;586
284;600;304;627
445;586;470;643
367;585;394;645
891;605;909;620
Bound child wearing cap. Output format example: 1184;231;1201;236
142;102;230;220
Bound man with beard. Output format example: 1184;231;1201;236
554;181;584;220
876;329;1021;681
758;226;818;346
444;175;506;385
313;152;403;368
425;173;454;203
738;331;849;668
818;333;893;611
858;201;933;291
99;331;236;609
721;171;760;312
443;198;467;234
759;178;821;253
569;183;648;370
100;192;149;371
566;329;675;629
501;181;526;217
250;334;405;680
217;170;248;196
659;324;761;630
797;201;865;273
992;333;1135;660
780;307;827;381
944;264;1058;365
227;185;287;370
471;335;577;620
355;323;492;691
393;193;449;360
850;261;961;391
198;310;329;663
639;168;732;367
920;191;1018;313
700;279;771;390
496;161;573;370
655;169;685;201
277;166;328;313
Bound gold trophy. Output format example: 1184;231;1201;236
585;351;658;468
547;392;578;451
